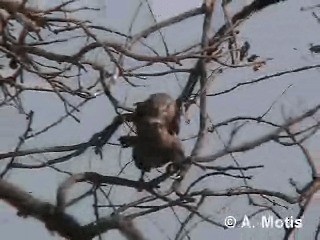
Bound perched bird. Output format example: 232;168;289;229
119;93;184;183
119;119;184;176
134;93;181;135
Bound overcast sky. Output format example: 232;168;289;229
1;0;320;239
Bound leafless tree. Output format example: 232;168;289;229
1;0;320;239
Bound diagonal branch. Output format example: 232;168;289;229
195;104;320;163
0;178;146;240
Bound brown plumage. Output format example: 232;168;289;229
119;122;184;173
134;93;181;135
119;93;184;180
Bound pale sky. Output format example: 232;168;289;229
1;0;320;239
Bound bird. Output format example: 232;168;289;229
119;93;185;185
134;93;181;135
